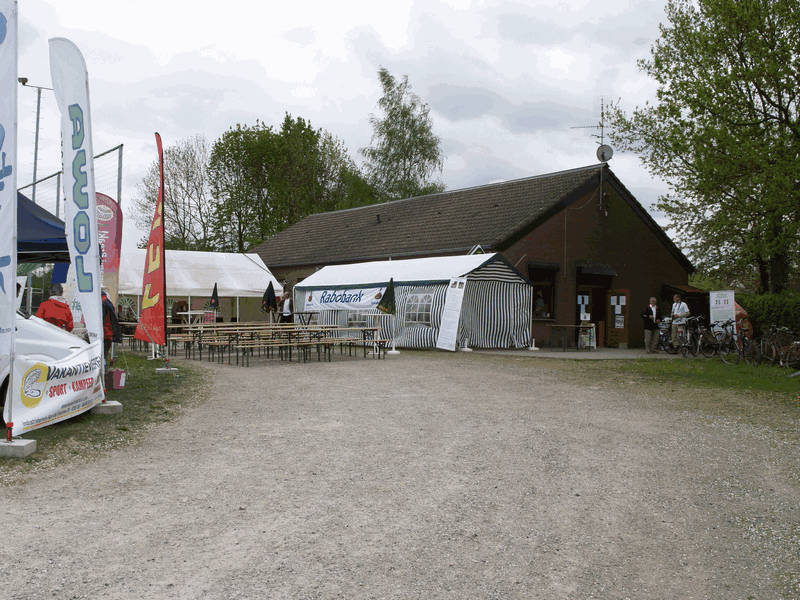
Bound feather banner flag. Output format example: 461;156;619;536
0;0;19;432
49;37;103;343
134;133;166;345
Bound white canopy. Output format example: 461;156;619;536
296;253;500;288
119;249;282;298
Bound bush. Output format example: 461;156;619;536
736;292;800;336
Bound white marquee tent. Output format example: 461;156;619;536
119;249;282;321
295;253;532;349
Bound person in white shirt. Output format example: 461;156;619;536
670;293;690;348
279;289;293;323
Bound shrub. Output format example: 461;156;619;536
736;292;800;336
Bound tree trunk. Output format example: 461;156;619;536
756;256;769;295
768;251;788;293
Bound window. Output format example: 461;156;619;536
405;292;433;326
347;311;369;326
529;267;557;319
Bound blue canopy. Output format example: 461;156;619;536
17;191;69;263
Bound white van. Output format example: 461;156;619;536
1;312;88;420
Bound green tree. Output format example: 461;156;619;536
208;115;380;250
362;68;444;200
134;135;217;250
609;0;800;292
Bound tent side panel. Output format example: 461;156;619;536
458;280;532;348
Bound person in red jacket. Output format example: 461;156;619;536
35;283;74;332
101;289;122;362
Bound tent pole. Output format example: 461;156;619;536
236;296;240;323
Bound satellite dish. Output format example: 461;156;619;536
596;144;613;162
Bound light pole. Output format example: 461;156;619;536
17;77;53;204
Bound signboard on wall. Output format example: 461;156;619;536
436;277;467;351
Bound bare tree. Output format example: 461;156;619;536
134;135;217;250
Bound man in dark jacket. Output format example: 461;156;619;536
640;296;662;353
101;289;122;362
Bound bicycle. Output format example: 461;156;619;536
714;319;741;365
697;317;719;358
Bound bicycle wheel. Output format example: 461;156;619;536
700;331;717;358
784;344;800;370
742;338;761;366
720;338;741;365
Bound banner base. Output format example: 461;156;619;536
0;438;37;458
91;400;123;415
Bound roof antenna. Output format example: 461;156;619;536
571;97;613;215
571;96;614;163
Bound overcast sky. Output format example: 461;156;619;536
15;0;671;252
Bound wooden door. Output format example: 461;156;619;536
606;289;630;348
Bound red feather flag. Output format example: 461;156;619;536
134;133;167;345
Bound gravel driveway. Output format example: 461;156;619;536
1;352;798;599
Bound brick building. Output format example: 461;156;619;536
252;164;693;347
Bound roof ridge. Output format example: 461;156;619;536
305;163;604;218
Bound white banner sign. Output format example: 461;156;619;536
49;38;103;343
436;277;467;351
5;340;104;436
0;1;18;366
303;287;385;311
710;290;736;332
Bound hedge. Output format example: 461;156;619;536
736;291;800;336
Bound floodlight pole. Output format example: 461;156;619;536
18;79;53;204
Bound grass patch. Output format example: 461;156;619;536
609;358;800;396
0;353;207;485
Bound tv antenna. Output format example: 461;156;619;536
571;97;613;162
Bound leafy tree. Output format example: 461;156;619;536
209;115;380;250
609;0;800;293
362;68;444;200
208;124;269;252
134;135;217;250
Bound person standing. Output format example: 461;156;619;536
640;296;662;353
670;293;690;349
35;283;74;332
101;289;122;362
279;289;293;324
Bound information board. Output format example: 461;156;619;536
710;290;736;332
436;277;467;351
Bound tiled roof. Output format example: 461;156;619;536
251;164;603;267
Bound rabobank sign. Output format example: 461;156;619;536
305;287;385;311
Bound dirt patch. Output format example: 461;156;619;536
1;352;797;599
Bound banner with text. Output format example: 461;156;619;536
0;1;18;369
134;133;166;345
436;277;467;351
96;192;122;306
5;340;104;436
303;287;386;311
50;38;103;343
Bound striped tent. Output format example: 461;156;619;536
294;254;533;350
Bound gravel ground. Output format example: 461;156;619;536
1;352;798;599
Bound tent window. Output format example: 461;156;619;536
347;311;369;326
405;292;433;326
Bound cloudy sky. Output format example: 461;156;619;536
14;0;671;251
